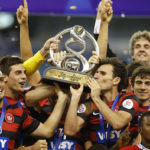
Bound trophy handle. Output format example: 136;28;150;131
49;25;99;73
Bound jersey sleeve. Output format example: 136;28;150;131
77;100;92;122
21;110;40;134
118;93;139;118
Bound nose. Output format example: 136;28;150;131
22;72;27;80
140;83;146;90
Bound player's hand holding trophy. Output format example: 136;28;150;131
43;25;99;92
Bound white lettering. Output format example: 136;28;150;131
58;142;74;149
97;132;104;140
0;139;7;148
109;130;122;139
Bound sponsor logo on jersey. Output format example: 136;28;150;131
122;99;133;109
77;104;86;113
5;113;14;123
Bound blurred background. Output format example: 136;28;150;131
0;0;150;74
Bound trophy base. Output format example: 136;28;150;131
42;67;93;93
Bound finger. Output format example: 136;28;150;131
55;53;59;62
54;82;60;90
92;51;97;55
60;51;65;60
23;0;28;8
87;78;94;89
47;58;52;63
53;53;57;62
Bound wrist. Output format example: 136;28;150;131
40;48;49;59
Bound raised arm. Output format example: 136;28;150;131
87;78;132;130
25;83;55;107
30;83;67;138
64;84;85;136
96;0;113;59
16;0;41;85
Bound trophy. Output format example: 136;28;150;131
42;25;99;92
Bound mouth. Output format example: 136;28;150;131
0;88;4;95
19;81;26;88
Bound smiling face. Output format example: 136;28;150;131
6;64;27;94
0;71;6;100
132;38;150;64
133;75;150;103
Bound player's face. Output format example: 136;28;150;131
7;64;26;93
94;64;114;91
0;71;6;100
140;115;150;142
132;38;150;64
133;76;150;103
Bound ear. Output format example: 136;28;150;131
113;77;120;86
128;77;132;84
138;127;142;133
4;76;8;83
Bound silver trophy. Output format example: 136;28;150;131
43;25;99;91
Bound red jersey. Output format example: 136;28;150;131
0;97;40;150
77;92;139;148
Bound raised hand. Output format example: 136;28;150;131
88;51;100;65
47;51;66;65
70;84;84;99
40;38;60;59
87;78;101;101
54;83;68;103
97;0;113;23
16;0;28;25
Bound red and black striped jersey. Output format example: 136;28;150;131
0;99;40;150
77;92;139;148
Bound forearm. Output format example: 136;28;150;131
93;97;130;129
64;95;81;136
16;146;32;150
97;21;109;59
25;84;54;107
44;98;67;137
20;24;33;61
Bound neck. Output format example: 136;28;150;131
140;99;150;107
102;88;119;103
126;85;133;93
5;86;18;99
0;99;3;109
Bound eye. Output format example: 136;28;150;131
145;44;150;49
145;81;150;86
100;71;106;76
15;71;21;75
135;44;141;49
135;81;142;85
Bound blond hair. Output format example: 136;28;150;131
129;30;150;56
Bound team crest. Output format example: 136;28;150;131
122;99;133;109
5;113;14;123
77;104;86;113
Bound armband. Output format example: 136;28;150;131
23;51;46;76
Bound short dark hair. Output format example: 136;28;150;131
0;56;23;76
98;57;127;92
126;61;144;78
139;111;150;127
131;65;150;87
